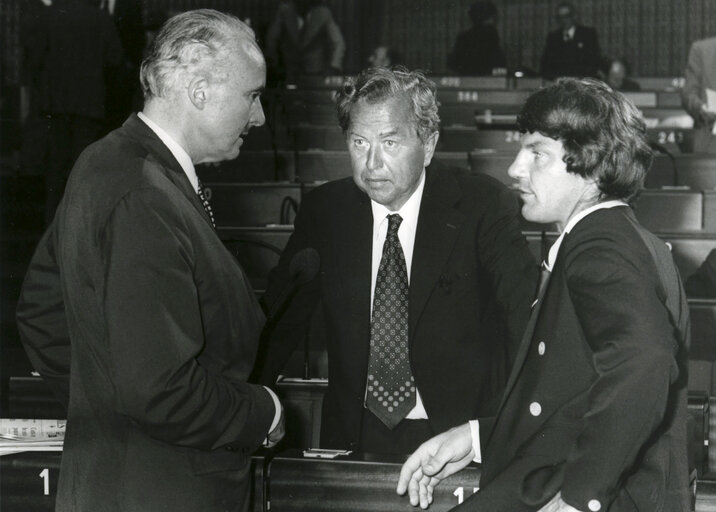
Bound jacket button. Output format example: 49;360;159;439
588;499;601;511
538;341;546;355
529;402;542;416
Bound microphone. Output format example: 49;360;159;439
264;247;320;325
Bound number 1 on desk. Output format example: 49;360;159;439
453;486;479;504
39;468;50;495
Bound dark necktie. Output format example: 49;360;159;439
197;180;216;228
365;214;415;429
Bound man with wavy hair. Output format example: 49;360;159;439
253;67;536;455
398;78;690;512
17;10;283;511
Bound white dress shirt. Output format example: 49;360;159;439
369;170;428;419
468;199;627;463
137;112;282;437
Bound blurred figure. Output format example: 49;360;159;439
368;45;403;68
102;0;146;131
599;56;641;91
682;37;716;154
30;0;124;226
265;0;345;84
540;1;601;80
447;1;506;76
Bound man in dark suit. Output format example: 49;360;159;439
681;36;716;153
540;1;600;80
398;78;690;512
252;67;537;455
265;0;345;84
16;10;284;512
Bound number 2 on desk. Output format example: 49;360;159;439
39;468;50;495
453;486;479;504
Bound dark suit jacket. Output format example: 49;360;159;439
448;25;506;76
456;206;690;511
16;115;276;512
540;24;601;80
253;166;537;450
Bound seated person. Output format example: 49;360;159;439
541;1;601;80
398;78;690;512
447;1;506;76
368;45;403;69
598;56;640;91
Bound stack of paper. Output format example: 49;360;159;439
0;418;65;455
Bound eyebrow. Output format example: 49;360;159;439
349;128;401;138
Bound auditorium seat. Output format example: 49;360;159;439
296;150;351;182
197;150;296;183
205;183;301;227
441;127;521;152
468;151;513;185
666;236;716;283
295;124;346;151
665;155;716;189
219;226;292;291
633;190;704;234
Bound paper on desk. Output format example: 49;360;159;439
705;88;716;134
0;418;65;455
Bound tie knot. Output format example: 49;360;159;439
387;214;403;238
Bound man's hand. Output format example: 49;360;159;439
538;492;581;512
265;404;285;448
396;423;474;509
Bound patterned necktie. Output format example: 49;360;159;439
365;214;415;429
197;180;216;228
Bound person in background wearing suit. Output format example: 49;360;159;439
540;1;600;81
398;78;690;512
16;10;284;512
447;0;506;76
252;67;537;455
368;45;403;69
29;0;124;226
597;56;641;92
682;36;716;154
265;0;345;84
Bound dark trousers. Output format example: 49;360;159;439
359;409;434;456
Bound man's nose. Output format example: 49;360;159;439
250;98;265;128
507;152;526;180
366;145;383;171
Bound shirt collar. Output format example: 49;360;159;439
564;26;576;39
370;169;426;232
138;111;199;193
545;200;627;271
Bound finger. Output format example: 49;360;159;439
418;477;430;509
407;468;424;506
397;453;424;495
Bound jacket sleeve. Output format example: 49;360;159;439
102;188;275;452
558;235;682;510
16;224;71;410
682;41;706;121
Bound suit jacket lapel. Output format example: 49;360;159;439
123;114;215;230
409;167;465;342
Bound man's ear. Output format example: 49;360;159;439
423;131;439;167
188;77;209;110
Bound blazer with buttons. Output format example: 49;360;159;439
455;206;690;511
16;114;276;512
253;165;538;450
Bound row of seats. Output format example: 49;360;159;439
199;148;716;190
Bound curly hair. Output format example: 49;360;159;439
335;66;440;143
516;77;653;203
140;9;257;100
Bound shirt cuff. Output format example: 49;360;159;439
264;385;282;434
469;419;482;463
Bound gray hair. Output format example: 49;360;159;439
335;67;440;143
140;9;257;100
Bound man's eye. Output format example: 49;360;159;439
384;140;397;148
354;138;366;147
